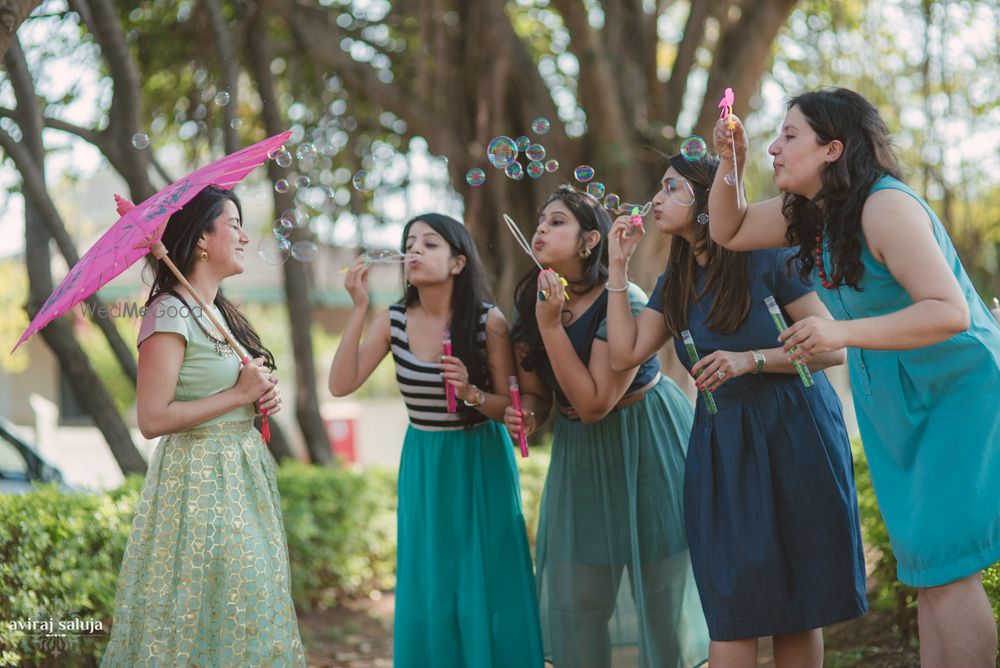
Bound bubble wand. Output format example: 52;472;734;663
717;87;742;208
508;376;530;458
339;249;418;273
680;330;718;415
442;332;457;413
502;213;569;300
764;295;814;387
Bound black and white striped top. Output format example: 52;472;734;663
389;303;491;431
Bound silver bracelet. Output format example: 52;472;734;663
605;280;629;293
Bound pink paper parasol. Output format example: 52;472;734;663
12;130;292;441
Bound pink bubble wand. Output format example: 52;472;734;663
442;331;457;413
718;87;742;208
508;376;530;458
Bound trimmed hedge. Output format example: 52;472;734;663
0;462;397;667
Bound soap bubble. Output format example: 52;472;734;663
487;137;518;169
291;240;319;262
574;165;595;182
258;235;291;265
131;133;149;150
680;135;708;161
466;168;487;186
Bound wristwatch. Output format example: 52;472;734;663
462;386;487;407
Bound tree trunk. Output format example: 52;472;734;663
0;0;39;60
4;36;146;474
246;8;331;464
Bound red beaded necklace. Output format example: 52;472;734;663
814;232;840;289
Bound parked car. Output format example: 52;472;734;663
0;418;72;494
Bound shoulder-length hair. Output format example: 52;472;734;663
781;87;903;288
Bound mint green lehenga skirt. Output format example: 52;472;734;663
100;420;306;667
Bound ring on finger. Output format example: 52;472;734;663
716;370;726;380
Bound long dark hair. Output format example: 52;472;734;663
511;185;610;372
781;88;903;288
661;153;751;335
400;213;493;413
145;185;275;369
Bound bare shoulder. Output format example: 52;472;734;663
861;188;933;262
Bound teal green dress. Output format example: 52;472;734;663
528;285;709;668
814;176;1000;587
389;304;544;667
101;294;306;667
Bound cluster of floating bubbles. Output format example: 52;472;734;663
680;135;708;161
466;168;486;187
131;133;149;150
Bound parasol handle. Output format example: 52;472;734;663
148;240;272;443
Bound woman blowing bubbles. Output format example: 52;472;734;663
708;87;1000;668
506;186;708;668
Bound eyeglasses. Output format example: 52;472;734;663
665;177;696;207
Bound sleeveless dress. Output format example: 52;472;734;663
528;285;709;668
388;303;544;667
101;294;305;667
648;249;867;640
813;175;1000;587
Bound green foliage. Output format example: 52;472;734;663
276;461;397;612
0;482;138;667
0;462;397;665
75;315;137;415
0;261;30;374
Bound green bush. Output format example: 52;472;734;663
276;461;397;611
0;462;397;666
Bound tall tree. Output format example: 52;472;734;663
2;36;146;473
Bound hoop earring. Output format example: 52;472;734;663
578;246;592;259
200;250;209;260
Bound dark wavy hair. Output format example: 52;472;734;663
400;213;493;416
145;185;275;369
511;185;611;372
781;88;903;288
661;153;751;335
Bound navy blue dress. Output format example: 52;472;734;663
648;248;868;641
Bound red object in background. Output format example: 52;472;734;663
321;402;359;464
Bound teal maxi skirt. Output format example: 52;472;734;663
536;377;709;668
393;419;544;667
100;420;306;667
